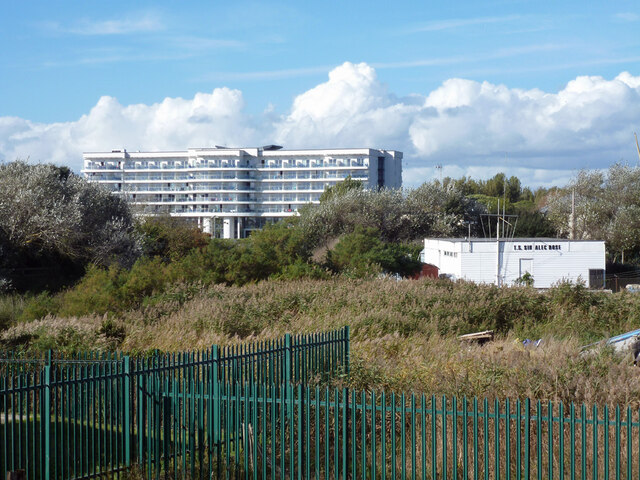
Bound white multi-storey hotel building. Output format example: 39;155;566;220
83;146;402;238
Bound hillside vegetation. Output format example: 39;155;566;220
3;278;640;408
4;161;640;409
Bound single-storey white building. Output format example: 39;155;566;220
421;238;606;288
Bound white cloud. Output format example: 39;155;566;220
613;13;640;22
274;62;420;149
408;72;640;173
49;13;164;35
2;62;640;190
0;88;259;169
406;15;522;33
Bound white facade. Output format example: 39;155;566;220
421;238;606;288
83;146;402;238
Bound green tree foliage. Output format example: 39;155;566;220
327;227;422;277
298;182;485;248
546;164;640;261
137;216;209;261
513;210;557;238
319;175;363;202
506;176;522;203
448;173;555;238
484;173;507;198
0;161;140;291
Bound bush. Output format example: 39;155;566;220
57;265;125;317
273;260;331;281
119;257;169;306
138;216;209;261
327;227;422;277
0;161;141;291
18;291;60;322
0;293;26;330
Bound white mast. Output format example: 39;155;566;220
496;199;501;286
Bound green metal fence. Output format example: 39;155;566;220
0;327;349;479
170;383;640;480
3;324;640;479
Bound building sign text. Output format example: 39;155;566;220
513;244;562;251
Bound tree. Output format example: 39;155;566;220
298;181;485;249
326;227;422;277
297;188;410;246
405;181;485;238
0;161;141;290
484;173;507;198
138;215;209;261
506;176;522;203
319;176;363;202
546;164;640;262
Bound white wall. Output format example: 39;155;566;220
422;239;605;288
422;239;462;279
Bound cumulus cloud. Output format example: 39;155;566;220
1;62;640;189
0;88;259;169
274;62;420;149
408;71;640;178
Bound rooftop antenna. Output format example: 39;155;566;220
435;164;443;183
570;188;576;240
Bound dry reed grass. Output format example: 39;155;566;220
3;277;640;406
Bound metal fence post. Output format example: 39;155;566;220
123;356;131;468
284;334;292;386
43;364;51;480
284;332;293;460
163;396;171;480
209;345;220;471
137;359;146;467
343;326;350;376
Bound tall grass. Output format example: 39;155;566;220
2;277;640;406
0;293;27;329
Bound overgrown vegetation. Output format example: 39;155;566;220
0;161;140;290
3;278;640;407
546;163;640;263
4;160;640;409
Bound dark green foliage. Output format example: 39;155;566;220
516;272;534;287
327;227;422;277
0;160;140;292
18;221;316;319
18;291;60;322
243;221;311;277
513;210;556;237
445;173;540;204
57;264;128;317
175;221;313;286
461;172;557;238
137;216;209;261
319;176;363;202
272;259;331;280
98;318;126;346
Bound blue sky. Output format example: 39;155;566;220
1;1;639;188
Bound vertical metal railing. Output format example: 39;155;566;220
209;386;640;480
0;327;349;479
7;325;640;480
